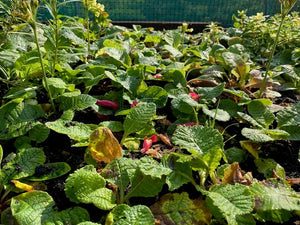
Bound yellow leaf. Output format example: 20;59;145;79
240;140;261;159
11;180;34;192
88;127;122;163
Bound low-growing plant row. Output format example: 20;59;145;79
0;0;299;224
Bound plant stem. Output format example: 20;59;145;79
32;23;55;112
84;0;90;58
257;15;285;98
51;0;59;77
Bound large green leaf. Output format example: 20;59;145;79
11;191;89;225
138;86;168;108
202;106;231;122
103;47;131;68
56;93;97;111
122;102;156;141
172;125;223;155
280;125;300;140
248;100;275;128
45;120;96;142
101;157;136;202
0;99;45;140
276;102;300;128
0;147;45;185
65;165;116;210
241;128;289;142
171;94;202;114
161;153;193;191
125;157;172;200
194;82;225;101
107;204;155;225
27;162;71;181
204;184;255;225
249;180;300;223
150;192;212;225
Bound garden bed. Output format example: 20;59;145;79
0;1;300;224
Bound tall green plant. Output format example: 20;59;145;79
18;0;55;111
257;0;299;98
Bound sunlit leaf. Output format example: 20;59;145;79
249;180;300;223
107;204;155;225
65;165;116;210
88;127;122;163
204;184;255;225
11;191;89;225
150;192;212;224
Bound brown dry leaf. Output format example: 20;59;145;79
222;162;253;185
88;127;122;163
286;178;300;186
187;78;219;87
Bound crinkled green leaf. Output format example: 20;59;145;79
223;88;250;100
107;204;155;225
194;82;225;101
248;100;275;128
99;121;124;132
202;106;231;122
241;128;270;142
171;94;202;114
11;191;89;225
45;120;96;142
172;125;223;155
222;52;244;68
204;184;255;225
249;180;300;223
115;72;142;94
104;47;131;68
125;157;172;199
4;86;38;100
237;112;263;128
122;102;156;141
65;165;116;210
0;100;45;140
47;78;67;97
220;99;243;117
101;157;136;196
138;86;168;108
150;192;211;225
28;162;71;181
161;153;193;191
276;102;300;128
164;30;182;48
56;93;97;111
241;128;288;142
0;147;45;184
280;125;300;140
28;124;50;143
162;45;183;58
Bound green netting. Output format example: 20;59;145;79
39;0;300;27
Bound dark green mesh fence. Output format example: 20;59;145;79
39;0;300;27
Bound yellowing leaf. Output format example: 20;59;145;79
88;127;122;163
240;140;261;159
11;180;34;192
